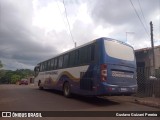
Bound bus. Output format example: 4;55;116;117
34;37;137;97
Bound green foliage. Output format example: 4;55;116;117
0;69;34;84
11;74;20;84
0;60;3;68
0;70;6;82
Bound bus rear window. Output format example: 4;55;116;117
104;40;134;61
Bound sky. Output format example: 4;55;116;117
0;0;160;70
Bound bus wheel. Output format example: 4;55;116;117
63;82;71;98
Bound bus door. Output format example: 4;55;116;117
80;71;93;91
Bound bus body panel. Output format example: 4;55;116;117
94;38;137;95
35;65;89;88
107;64;137;86
34;37;137;96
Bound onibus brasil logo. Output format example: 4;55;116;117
2;112;42;117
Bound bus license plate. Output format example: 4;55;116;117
120;88;127;92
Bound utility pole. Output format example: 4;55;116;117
75;42;76;48
150;21;156;98
150;21;155;74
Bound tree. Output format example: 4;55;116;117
4;71;14;84
0;60;5;83
0;70;6;83
0;60;3;68
11;74;20;84
0;69;34;84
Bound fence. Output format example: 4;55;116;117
136;67;160;98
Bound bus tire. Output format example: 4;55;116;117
63;82;71;98
38;80;43;90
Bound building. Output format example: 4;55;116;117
135;45;160;76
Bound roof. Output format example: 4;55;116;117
135;45;160;52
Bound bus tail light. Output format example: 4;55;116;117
101;64;107;81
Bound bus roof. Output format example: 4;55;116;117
103;37;134;49
37;37;133;65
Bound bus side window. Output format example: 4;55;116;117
86;46;91;63
44;62;47;71
63;54;69;68
51;59;54;70
46;61;48;71
42;63;44;71
79;48;83;65
75;50;79;66
91;44;95;61
40;64;42;71
54;58;58;69
48;60;51;70
86;44;95;63
84;47;88;64
79;47;87;65
58;56;63;69
69;51;75;67
34;66;39;77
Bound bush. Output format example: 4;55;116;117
11;75;21;84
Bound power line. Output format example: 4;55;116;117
56;0;70;41
137;0;149;29
154;37;160;41
129;0;150;37
63;0;76;47
55;0;70;42
159;0;160;39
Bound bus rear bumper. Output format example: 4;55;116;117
97;83;137;96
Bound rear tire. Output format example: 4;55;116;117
63;82;71;97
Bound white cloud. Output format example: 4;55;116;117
93;25;114;37
0;0;160;70
1;58;34;70
32;0;66;33
76;3;92;24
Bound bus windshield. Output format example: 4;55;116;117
104;40;135;61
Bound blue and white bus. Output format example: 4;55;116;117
34;37;137;97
